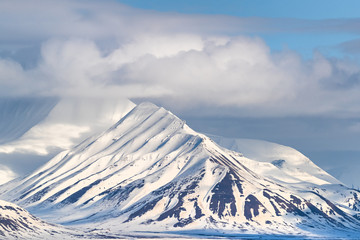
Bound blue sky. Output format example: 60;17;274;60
118;0;360;59
118;0;360;19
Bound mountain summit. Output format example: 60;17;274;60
1;102;360;237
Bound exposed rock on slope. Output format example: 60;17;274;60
0;199;77;239
1;103;360;237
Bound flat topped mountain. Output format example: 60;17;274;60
208;135;340;185
1;102;360;237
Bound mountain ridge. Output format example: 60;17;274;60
0;97;134;185
1;102;360;238
207;135;340;185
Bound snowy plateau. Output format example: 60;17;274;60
1;101;360;239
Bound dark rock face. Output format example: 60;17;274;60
305;202;331;219
158;191;188;222
244;195;265;220
194;201;204;219
263;190;307;217
0;200;109;239
127;197;163;222
18;186;51;203
290;195;302;206
121;172;206;228
0;200;52;238
0;204;36;233
0;218;22;231
61;180;102;205
2;102;360;236
209;171;242;219
271;160;286;168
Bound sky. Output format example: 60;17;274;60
0;0;360;186
118;0;360;58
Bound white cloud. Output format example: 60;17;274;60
39;39;109;91
0;0;360;117
1;0;360;186
0;164;17;185
0;97;135;155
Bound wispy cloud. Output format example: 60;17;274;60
338;38;360;54
0;163;17;185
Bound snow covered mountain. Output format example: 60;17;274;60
1;102;360;238
208;135;340;186
0;199;79;239
0;96;134;156
0;199;127;239
0;96;134;184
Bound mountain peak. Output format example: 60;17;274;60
128;102;161;116
137;101;161;109
112;102;176;129
1;102;360;237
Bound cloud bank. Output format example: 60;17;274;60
1;0;360;117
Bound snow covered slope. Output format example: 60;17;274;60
1;103;360;237
0;199;79;239
0;96;134;185
208;135;340;185
0;97;135;155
